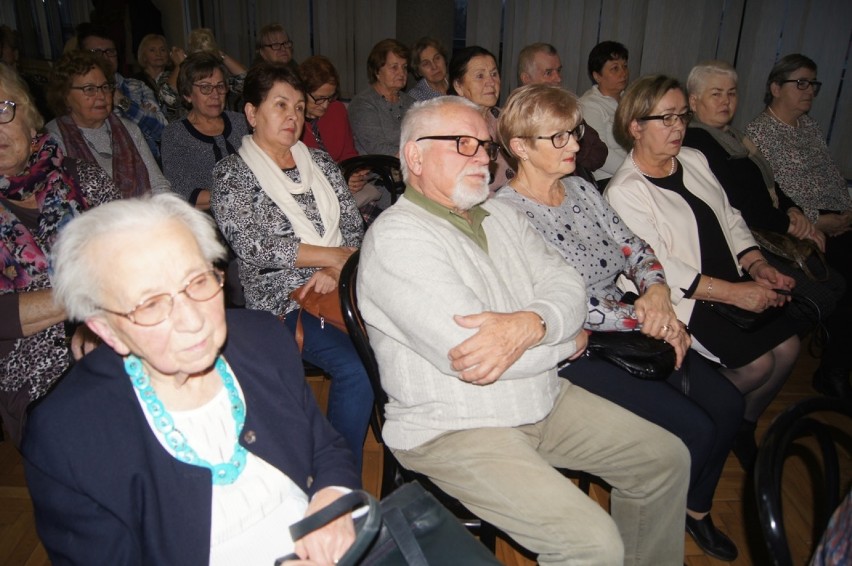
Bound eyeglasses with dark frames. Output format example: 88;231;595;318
99;269;224;326
69;83;116;97
0;100;16;124
416;135;500;161
89;48;118;57
526;124;585;148
780;79;822;95
194;82;229;95
308;92;338;105
638;111;693;127
262;41;293;51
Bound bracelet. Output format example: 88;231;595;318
706;277;714;300
746;258;768;275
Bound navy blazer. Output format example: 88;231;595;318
23;309;360;565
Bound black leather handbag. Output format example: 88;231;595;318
586;331;676;381
275;481;501;566
704;301;782;331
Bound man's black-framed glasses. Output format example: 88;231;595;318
638;111;693;127
416;135;499;161
99;269;224;326
0;100;16;124
780;79;822;95
308;92;338;105
527;124;585;148
263;41;294;51
89;47;118;57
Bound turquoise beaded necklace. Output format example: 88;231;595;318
125;354;248;485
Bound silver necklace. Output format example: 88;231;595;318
630;150;675;177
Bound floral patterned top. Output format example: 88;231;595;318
1;153;120;400
745;112;851;222
211;148;364;316
495;176;666;331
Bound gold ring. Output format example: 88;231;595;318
661;324;670;332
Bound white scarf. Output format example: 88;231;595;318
238;135;343;247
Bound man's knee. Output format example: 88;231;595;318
538;513;624;566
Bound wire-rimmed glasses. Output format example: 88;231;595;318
99;269;224;326
0;101;16;124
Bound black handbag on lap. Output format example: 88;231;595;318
703;301;782;331
275;481;501;566
586;331;676;381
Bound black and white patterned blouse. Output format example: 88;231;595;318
211;147;364;316
495;176;666;331
745;112;851;222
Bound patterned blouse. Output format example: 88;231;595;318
211;148;364;317
408;78;444;101
745;112;851;222
495;176;666;331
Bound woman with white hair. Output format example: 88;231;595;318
23;193;359;564
683;60;848;398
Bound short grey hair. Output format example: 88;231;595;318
51;193;227;321
398;96;481;183
686;60;738;97
517;42;557;83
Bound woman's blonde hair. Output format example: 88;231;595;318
0;64;43;131
136;34;167;69
188;28;218;54
497;84;582;161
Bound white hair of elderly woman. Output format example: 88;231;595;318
686;60;738;97
51;193;227;322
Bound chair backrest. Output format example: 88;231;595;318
339;155;406;204
339;251;386;438
754;396;852;566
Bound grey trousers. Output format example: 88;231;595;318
392;383;690;566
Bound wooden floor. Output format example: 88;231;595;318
1;341;850;565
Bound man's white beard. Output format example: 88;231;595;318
451;166;490;211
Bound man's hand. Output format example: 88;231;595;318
448;311;545;385
567;329;589;361
293;488;356;565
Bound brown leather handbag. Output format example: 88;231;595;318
289;285;348;351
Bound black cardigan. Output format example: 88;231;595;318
683;126;800;234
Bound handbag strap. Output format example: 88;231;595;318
382;505;430;566
293;308;305;352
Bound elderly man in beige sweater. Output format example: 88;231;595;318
357;95;690;566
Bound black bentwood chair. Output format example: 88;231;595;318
754;396;852;566
338;250;499;552
339;155;406;205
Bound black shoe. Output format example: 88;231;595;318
686;514;738;561
812;367;852;399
